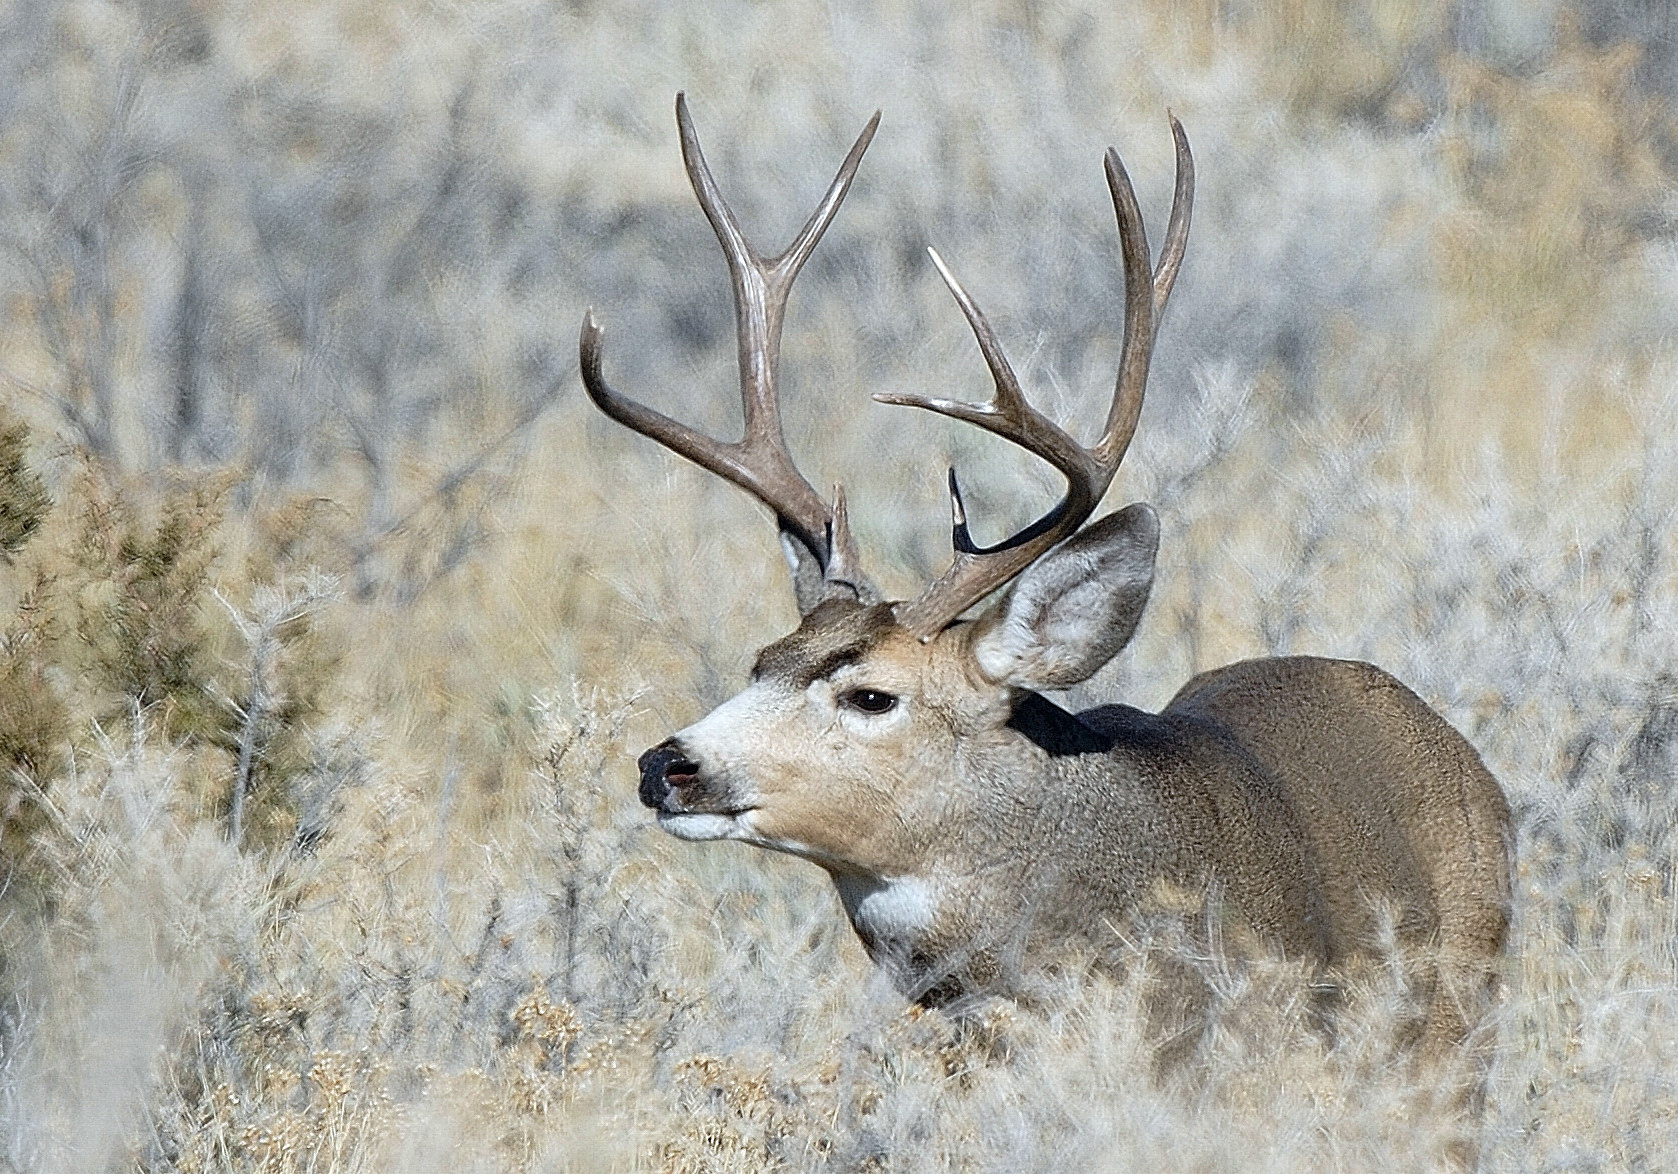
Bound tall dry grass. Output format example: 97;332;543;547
0;0;1676;1170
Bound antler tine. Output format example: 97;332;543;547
873;248;1101;546
580;94;879;590
1094;142;1158;469
1096;115;1195;466
887;118;1194;640
876;249;1088;477
1152;114;1195;315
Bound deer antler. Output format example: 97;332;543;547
580;93;880;608
880;117;1193;639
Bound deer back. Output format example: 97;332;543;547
1162;656;1513;971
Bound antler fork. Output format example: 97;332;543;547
580;93;880;606
882;117;1194;639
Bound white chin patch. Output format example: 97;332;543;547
656;812;744;842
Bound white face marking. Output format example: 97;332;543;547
675;680;784;769
656;682;809;848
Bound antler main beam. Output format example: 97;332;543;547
580;93;879;588
884;116;1194;640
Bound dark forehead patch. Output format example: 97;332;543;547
751;600;901;688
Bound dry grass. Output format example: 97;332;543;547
1;1;1677;1170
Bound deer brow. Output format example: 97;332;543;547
752;640;872;688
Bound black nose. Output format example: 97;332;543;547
637;741;700;809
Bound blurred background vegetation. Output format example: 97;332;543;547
1;0;1677;1170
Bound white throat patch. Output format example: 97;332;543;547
834;874;938;948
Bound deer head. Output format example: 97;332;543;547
581;93;1191;884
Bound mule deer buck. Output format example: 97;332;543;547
581;95;1512;1059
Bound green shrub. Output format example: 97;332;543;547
0;577;70;861
65;465;231;744
0;410;49;561
0;416;64;865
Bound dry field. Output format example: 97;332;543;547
2;1;1677;1170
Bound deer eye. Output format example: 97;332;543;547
840;688;898;715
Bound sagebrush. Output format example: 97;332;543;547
1;2;1676;1171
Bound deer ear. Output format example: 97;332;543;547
781;528;828;615
781;528;872;615
969;503;1158;690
